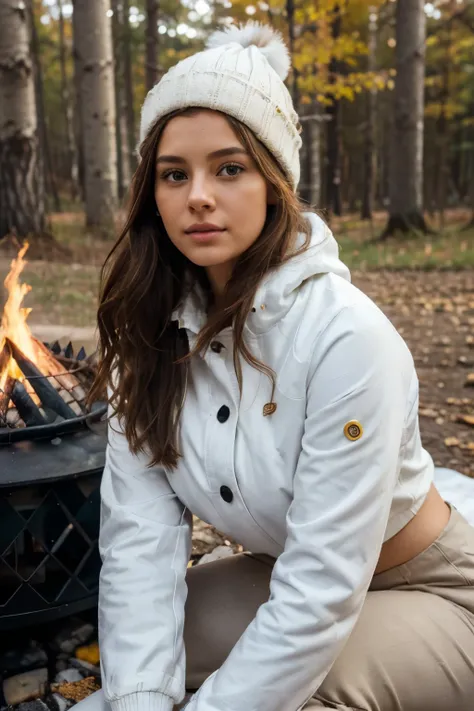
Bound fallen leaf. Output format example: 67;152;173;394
444;437;460;447
465;373;474;387
456;414;474;427
419;407;438;418
75;642;100;666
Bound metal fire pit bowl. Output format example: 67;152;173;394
0;415;107;630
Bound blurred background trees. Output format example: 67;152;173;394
1;0;473;240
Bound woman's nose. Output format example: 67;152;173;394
187;177;216;212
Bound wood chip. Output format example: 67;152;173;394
50;677;100;702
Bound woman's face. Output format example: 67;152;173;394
155;109;271;295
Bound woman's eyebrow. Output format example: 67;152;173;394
156;146;248;165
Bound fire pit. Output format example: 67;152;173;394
0;245;107;630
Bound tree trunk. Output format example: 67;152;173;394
299;105;322;208
29;0;59;213
286;0;299;108
325;6;342;217
381;0;431;238
58;0;79;201
361;6;377;220
463;132;474;230
123;0;136;167
72;13;85;201
112;0;131;199
145;0;160;91
72;0;117;230
0;0;45;239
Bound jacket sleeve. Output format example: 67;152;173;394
98;406;192;711
186;305;415;711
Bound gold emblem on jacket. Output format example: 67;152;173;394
344;420;363;441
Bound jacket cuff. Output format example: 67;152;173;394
110;692;174;711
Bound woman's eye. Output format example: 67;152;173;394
219;164;243;178
163;170;186;182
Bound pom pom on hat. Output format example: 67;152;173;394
206;21;291;81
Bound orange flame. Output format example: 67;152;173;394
0;243;73;399
0;243;40;391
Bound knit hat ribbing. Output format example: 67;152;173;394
139;22;302;190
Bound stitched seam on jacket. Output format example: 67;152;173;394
171;507;190;666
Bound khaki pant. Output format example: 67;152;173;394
184;505;474;710
78;506;474;711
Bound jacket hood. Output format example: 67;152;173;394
172;211;350;335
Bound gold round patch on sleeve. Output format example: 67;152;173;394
344;420;363;441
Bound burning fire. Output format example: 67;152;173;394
0;243;66;394
0;243;35;390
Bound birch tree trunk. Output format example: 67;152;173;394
145;0;160;91
0;0;45;239
58;0;79;200
72;0;117;229
382;0;431;237
299;105;322;208
361;6;377;220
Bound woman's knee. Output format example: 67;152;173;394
316;590;474;711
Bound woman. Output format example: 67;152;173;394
80;22;474;711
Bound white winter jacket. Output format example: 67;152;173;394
98;212;434;711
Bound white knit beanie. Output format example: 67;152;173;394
139;22;302;190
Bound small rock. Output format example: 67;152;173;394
18;701;49;711
0;642;48;675
3;669;48;706
53;622;95;655
68;658;101;679
50;694;73;711
54;670;83;684
197;545;235;566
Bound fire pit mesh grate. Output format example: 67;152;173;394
0;340;107;445
0;474;101;626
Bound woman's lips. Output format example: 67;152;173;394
186;228;226;242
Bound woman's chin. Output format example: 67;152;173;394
185;248;236;269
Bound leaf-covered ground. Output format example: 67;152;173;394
353;270;474;478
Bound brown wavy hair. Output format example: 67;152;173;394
88;108;311;469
